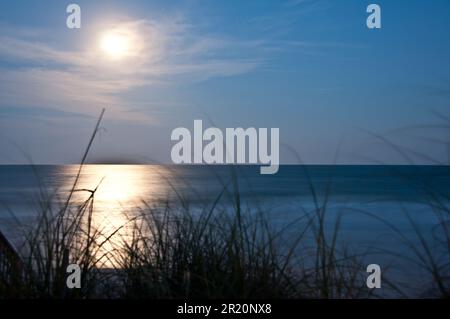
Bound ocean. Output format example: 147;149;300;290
0;164;449;296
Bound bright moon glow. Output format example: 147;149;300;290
100;30;132;60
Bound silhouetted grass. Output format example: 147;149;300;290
0;110;448;299
351;113;450;298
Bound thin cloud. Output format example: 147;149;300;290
0;105;92;120
0;17;264;121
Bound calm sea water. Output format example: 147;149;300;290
0;164;449;237
1;164;448;204
0;164;449;296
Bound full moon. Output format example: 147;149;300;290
99;30;132;60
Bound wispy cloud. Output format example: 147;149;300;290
0;17;264;121
0;105;92;120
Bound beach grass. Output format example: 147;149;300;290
0;110;449;299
